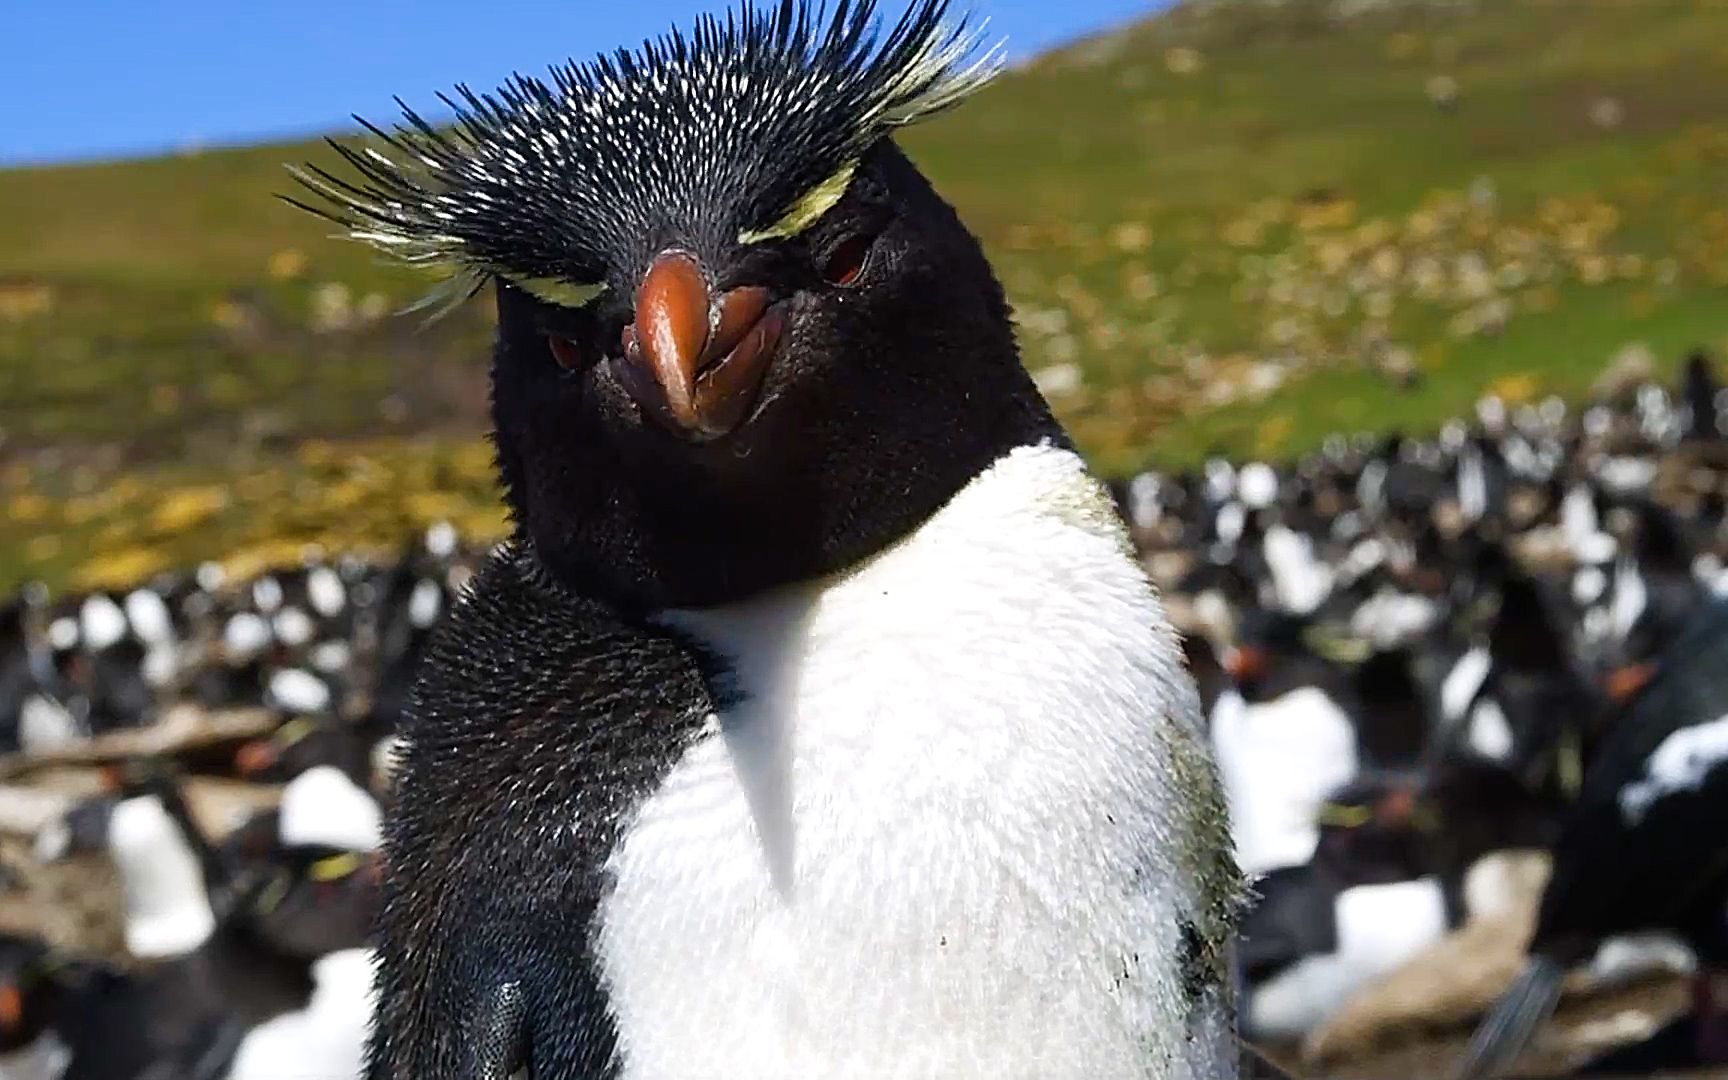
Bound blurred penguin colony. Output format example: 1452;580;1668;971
2;351;1728;1075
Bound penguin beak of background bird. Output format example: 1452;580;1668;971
97;763;127;793
1605;660;1657;703
1374;785;1418;828
234;739;277;778
619;250;787;441
0;984;21;1032
1224;645;1268;683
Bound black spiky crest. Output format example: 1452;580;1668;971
287;0;998;315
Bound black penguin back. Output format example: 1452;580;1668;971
1534;599;1728;960
1682;348;1722;441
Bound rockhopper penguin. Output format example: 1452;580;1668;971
1458;598;1728;1077
294;3;1245;1077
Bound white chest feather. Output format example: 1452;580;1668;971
1619;712;1728;824
18;696;80;754
279;766;383;852
1246;877;1447;1039
108;796;214;960
1212;686;1358;876
226;948;376;1080
1440;647;1490;723
1467;700;1514;761
0;1030;70;1080
596;445;1238;1080
1262;525;1332;616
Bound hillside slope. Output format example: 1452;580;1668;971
4;0;1728;589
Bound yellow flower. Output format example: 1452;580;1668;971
1164;47;1204;76
150;486;229;533
1487;373;1541;405
222;539;315;583
1256;415;1294;456
208;299;247;330
267;249;309;281
73;549;168;591
9;494;49;524
0;282;53;321
405;492;468;523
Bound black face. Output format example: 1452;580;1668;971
491;138;1062;612
291;4;1051;612
0;933;51;1050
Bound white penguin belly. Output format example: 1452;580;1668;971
594;445;1239;1080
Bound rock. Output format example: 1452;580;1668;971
1589;97;1625;130
1594;342;1657;401
1303;851;1549;1066
1032;362;1084;398
1304;851;1695;1072
0;705;277;781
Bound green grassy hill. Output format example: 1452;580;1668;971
5;0;1728;591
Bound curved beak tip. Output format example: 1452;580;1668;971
1225;645;1267;683
1375;787;1417;827
1605;661;1657;703
624;251;783;440
234;741;275;777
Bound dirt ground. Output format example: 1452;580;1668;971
1278;977;1719;1078
1;840;1713;1080
0;740;1718;1080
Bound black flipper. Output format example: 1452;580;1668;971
366;975;534;1080
476;981;530;1080
1241;1039;1297;1079
364;550;711;1080
139;1014;247;1080
1454;955;1567;1079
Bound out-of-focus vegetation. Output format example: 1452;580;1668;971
3;0;1728;590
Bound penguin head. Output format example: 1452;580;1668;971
233;716;355;784
1313;773;1433;885
33;794;116;864
35;757;186;865
294;2;1062;610
0;933;53;1050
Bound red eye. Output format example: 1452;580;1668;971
823;233;874;287
547;335;583;371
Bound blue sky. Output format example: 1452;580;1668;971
2;1;1168;166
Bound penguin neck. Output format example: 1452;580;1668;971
653;440;1163;893
499;328;1065;614
108;796;216;959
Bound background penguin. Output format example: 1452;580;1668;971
293;3;1244;1077
1458;597;1728;1077
1210;611;1360;878
0;599;36;755
0;932;72;1080
35;760;375;1080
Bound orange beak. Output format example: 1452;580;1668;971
234;740;277;778
619;251;785;440
1375;786;1418;828
1605;661;1657;704
1226;645;1269;683
0;984;23;1031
